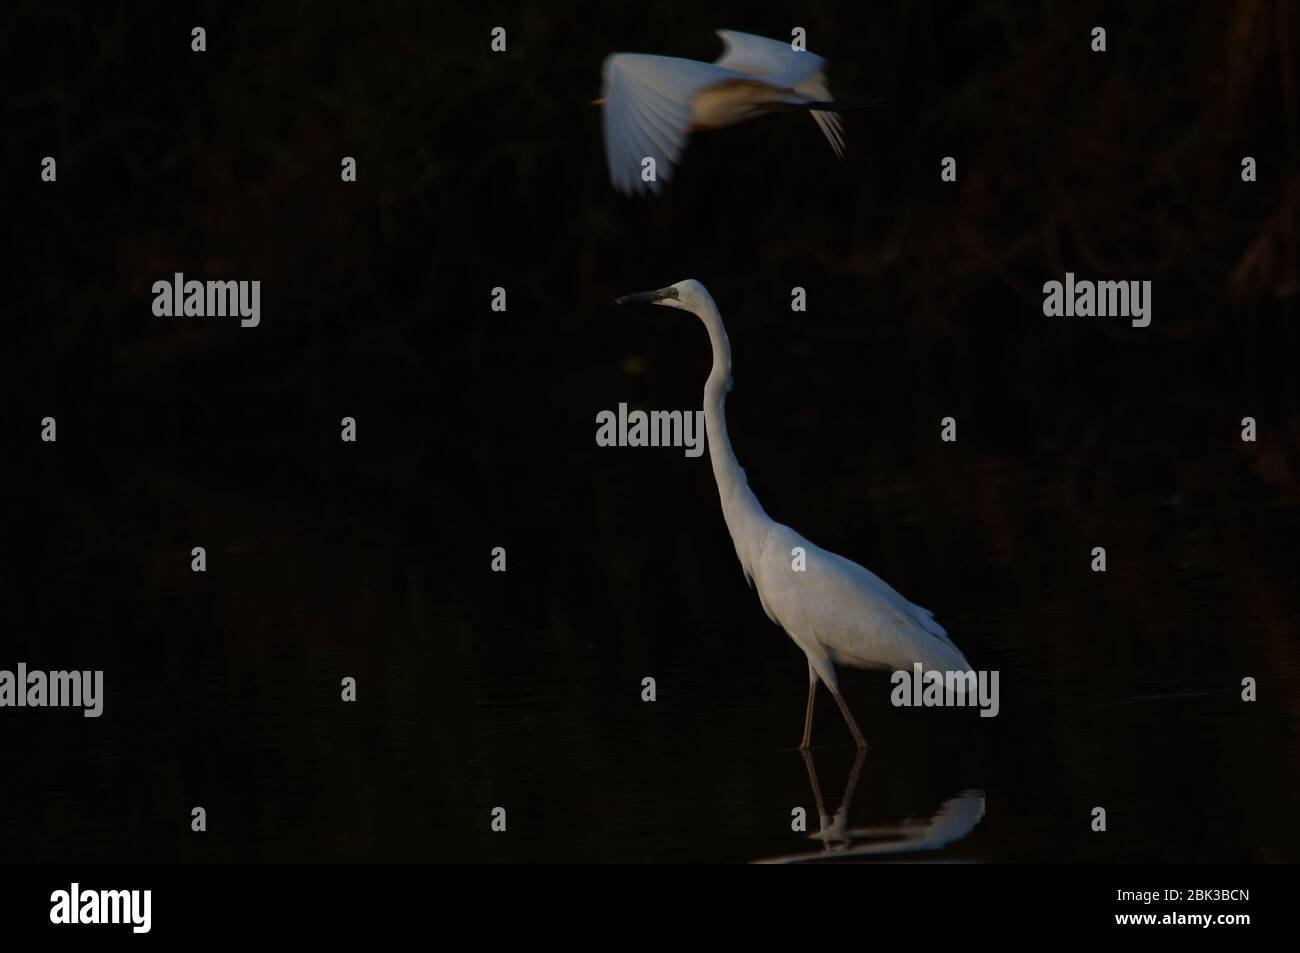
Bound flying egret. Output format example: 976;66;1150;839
616;280;971;748
599;30;860;195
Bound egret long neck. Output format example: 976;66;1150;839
694;292;771;568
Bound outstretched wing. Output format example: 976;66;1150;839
715;30;844;158
795;75;845;158
600;53;734;196
713;30;823;88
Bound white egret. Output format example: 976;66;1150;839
616;280;971;748
599;30;861;195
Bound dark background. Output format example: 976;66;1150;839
0;1;1296;862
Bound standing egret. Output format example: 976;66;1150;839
616;280;971;748
599;30;863;195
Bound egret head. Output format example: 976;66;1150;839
614;279;708;312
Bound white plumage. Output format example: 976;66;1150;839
616;279;971;747
600;30;846;195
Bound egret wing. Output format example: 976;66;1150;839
757;530;967;672
716;31;843;157
795;74;845;158
601;53;735;195
714;30;825;89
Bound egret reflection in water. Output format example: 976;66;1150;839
755;751;986;863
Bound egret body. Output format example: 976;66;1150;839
616;280;971;747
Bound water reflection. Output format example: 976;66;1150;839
756;750;985;863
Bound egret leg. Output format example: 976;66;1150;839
799;748;826;816
829;685;868;749
828;750;862;840
840;747;866;810
799;662;818;750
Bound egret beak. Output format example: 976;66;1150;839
615;289;666;305
590;97;605;106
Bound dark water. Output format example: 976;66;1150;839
3;394;1297;863
2;1;1298;863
